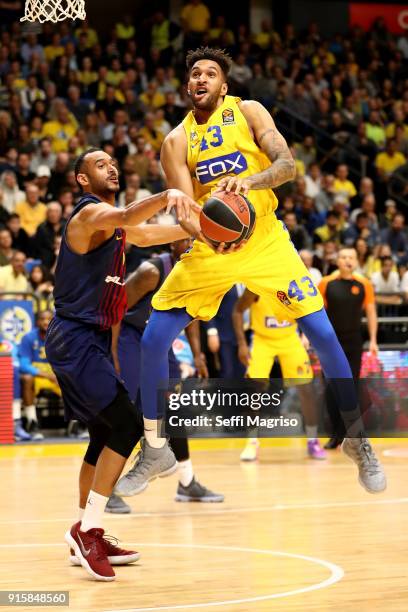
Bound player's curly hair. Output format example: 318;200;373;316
186;47;232;78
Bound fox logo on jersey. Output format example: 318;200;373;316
195;151;248;185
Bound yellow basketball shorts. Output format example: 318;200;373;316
33;363;61;397
247;332;313;380
152;213;324;322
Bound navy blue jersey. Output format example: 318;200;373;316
53;193;127;329
124;253;173;330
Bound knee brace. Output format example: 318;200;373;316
84;421;111;466
101;386;144;459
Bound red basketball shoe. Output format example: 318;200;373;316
65;521;115;581
69;530;140;566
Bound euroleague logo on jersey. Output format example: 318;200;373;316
195;151;248;185
222;108;235;125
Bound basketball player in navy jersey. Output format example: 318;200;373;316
45;148;200;582
112;237;224;502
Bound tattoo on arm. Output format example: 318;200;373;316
250;128;296;189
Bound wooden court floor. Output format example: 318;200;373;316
0;438;407;612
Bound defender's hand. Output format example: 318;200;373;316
165;189;201;222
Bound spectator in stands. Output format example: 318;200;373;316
400;268;408;301
20;74;46;115
315;240;338;276
28;264;54;311
19;310;60;440
299;249;322;285
315;174;336;213
47;152;70;200
43;103;78;153
354;237;375;277
33;202;65;269
379;199;397;229
6;213;31;256
15;184;47;237
30;137;56;174
35;165;53;203
144;158;166;193
380;213;408;260
0;171;24;215
118;174;151;208
0;250;28;296
365;110;386;148
371;256;401;295
375;138;406;182
295;135;317;169
0;227;14;266
350;194;379;231
343;211;379;248
66;85;90;124
282;211;311;250
304;162;322;199
314;210;343;246
16;153;36;190
137;112;165;153
333;164;357;202
180;0;211;49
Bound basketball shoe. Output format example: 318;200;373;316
65;521;115;581
342;438;386;493
69;525;140;566
307;439;327;460
240;439;260;461
175;477;224;502
114;439;177;497
105;494;131;514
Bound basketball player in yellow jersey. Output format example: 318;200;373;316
115;47;386;497
232;289;326;461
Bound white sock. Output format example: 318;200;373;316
78;507;84;521
144;418;165;448
178;459;194;487
80;490;108;532
13;400;21;420
24;404;37;422
305;425;318;439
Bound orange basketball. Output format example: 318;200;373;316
199;191;256;248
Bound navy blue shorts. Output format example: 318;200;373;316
118;323;181;404
45;316;125;422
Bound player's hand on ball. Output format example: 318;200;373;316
238;342;250;366
217;176;252;196
166;189;201;221
215;240;248;255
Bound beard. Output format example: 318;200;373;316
192;89;223;112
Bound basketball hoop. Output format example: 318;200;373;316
21;0;86;22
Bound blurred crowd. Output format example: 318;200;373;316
0;1;407;440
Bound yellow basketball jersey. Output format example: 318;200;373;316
250;295;297;340
182;95;278;216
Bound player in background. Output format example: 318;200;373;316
116;47;386;497
45;148;200;581
319;247;378;450
19;310;59;441
232;289;326;461
113;237;224;502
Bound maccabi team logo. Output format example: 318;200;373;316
190;131;200;149
277;291;291;306
0;306;33;344
222;108;235;124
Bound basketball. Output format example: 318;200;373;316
199;191;256;248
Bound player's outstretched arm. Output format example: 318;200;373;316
218;101;296;194
77;189;201;232
124;223;190;247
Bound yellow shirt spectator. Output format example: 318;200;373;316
181;1;210;33
115;21;135;40
107;70;125;87
15;196;47;237
333;178;357;199
385;123;408;139
0;263;29;294
43;111;78;153
75;25;98;48
44;44;64;63
139;89;166;110
375;150;406;177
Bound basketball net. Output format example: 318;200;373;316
21;0;86;22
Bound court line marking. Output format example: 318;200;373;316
104;543;344;611
383;449;408;458
0;497;406;526
0;541;344;610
